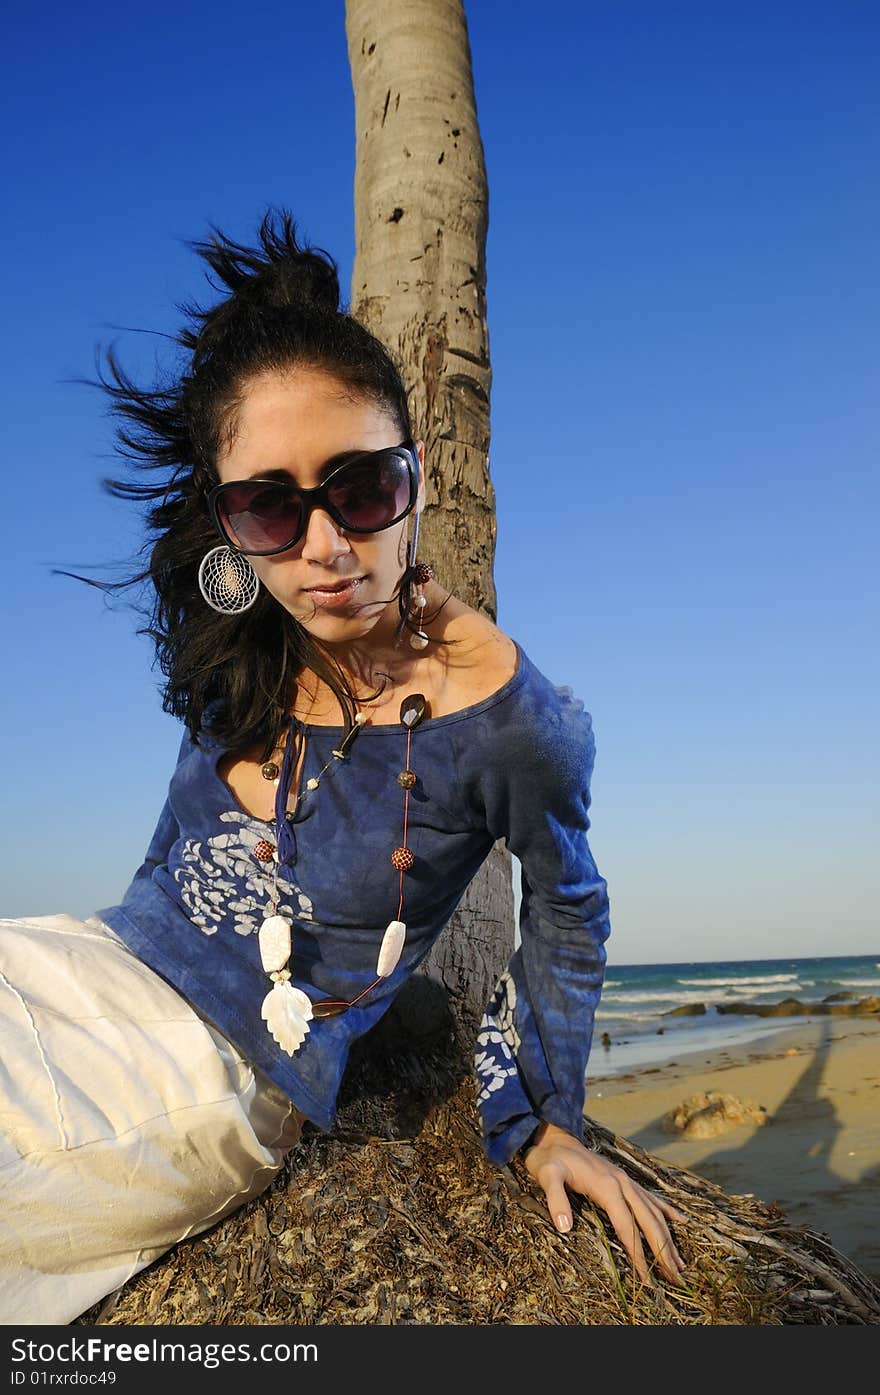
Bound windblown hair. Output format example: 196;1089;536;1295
66;209;450;761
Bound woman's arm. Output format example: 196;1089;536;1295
473;687;609;1161
473;683;686;1285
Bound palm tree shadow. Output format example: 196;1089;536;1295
618;1016;880;1278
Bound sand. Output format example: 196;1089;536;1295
584;1014;880;1280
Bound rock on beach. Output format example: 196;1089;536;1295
715;995;880;1018
661;1090;769;1138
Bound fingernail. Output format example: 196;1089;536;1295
556;1214;572;1233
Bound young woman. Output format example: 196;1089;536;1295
0;212;686;1325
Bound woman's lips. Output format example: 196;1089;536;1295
303;577;365;607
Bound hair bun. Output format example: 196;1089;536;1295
191;208;341;317
249;244;340;315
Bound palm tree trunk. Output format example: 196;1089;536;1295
346;0;512;1035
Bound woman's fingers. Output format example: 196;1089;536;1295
618;1181;687;1282
538;1166;575;1234
526;1137;688;1286
602;1193;651;1283
653;1194;689;1225
537;1176;685;1285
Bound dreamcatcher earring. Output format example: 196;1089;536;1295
198;545;260;614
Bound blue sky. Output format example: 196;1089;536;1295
3;2;877;964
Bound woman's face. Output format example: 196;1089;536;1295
214;367;425;653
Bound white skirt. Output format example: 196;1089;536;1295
0;913;304;1326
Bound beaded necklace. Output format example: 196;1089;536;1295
250;686;430;1057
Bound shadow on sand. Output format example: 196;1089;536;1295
616;1016;880;1279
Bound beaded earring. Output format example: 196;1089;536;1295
404;501;434;650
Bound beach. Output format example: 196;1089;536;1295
585;1014;880;1280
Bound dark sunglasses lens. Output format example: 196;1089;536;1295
218;483;303;552
327;453;412;531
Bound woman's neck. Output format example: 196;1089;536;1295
310;579;445;692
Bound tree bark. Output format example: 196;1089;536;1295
346;0;513;1036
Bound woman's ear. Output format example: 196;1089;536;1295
414;439;426;509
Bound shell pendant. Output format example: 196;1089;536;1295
376;919;406;977
261;978;313;1056
258;914;312;1055
259;914;292;973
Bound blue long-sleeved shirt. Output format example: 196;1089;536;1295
97;639;610;1165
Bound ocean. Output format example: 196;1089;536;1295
588;953;880;1079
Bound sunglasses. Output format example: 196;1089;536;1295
208;441;420;556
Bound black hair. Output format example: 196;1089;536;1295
62;209;452;761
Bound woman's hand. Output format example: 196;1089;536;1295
523;1122;688;1287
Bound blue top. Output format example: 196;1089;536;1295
97;640;611;1166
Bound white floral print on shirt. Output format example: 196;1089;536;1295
474;970;521;1105
172;810;314;937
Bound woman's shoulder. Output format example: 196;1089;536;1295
443;605;593;766
431;593;519;713
436;597;590;729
